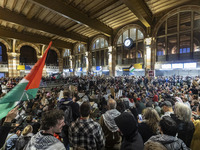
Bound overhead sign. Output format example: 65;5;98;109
25;65;32;70
162;64;171;69
184;63;196;69
17;65;25;70
172;63;183;69
123;68;129;72
96;66;102;71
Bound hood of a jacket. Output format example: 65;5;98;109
28;131;59;149
103;109;121;132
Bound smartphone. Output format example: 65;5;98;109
138;114;143;121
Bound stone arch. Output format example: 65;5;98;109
16;42;40;55
153;5;200;37
0;38;11;51
113;24;146;46
89;34;109;51
49;47;60;58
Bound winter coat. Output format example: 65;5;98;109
171;114;195;147
15;134;33;150
190;119;200;150
148;134;189;150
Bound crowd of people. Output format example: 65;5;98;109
0;74;200;150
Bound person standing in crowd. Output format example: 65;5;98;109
171;102;195;148
25;109;66;150
15;125;33;150
146;116;189;150
138;107;160;143
160;101;174;118
99;99;121;149
69;102;105;150
114;112;144;150
191;103;200;150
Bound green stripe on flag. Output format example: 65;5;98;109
0;82;28;104
0;102;16;120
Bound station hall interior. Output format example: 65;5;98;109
0;0;200;77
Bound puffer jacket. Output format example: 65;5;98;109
148;134;189;150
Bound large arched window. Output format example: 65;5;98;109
116;27;144;65
63;49;71;68
75;44;86;68
156;10;200;61
92;37;108;66
0;42;7;63
20;46;37;64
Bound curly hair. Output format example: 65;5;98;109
143;107;161;133
40;109;64;130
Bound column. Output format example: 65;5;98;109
7;52;20;77
85;52;89;74
58;58;63;73
144;37;153;76
108;46;116;76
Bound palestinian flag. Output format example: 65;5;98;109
0;41;52;120
129;65;135;73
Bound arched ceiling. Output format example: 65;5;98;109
0;0;199;49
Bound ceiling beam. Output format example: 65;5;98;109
0;27;73;49
0;7;88;43
120;0;153;27
30;0;113;36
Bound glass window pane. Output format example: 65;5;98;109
180;12;191;31
105;40;108;47
157;38;165;55
123;30;128;43
92;52;95;66
92;43;95;50
105;49;108;65
96;51;99;66
130;28;136;41
100;38;104;48
167;14;177;34
194;30;200;52
194;12;200;28
137;30;144;40
96;39;100;49
167;35;177;54
101;50;104;66
0;56;2;62
117;35;122;44
78;45;80;53
157;21;165;36
180;32;191;53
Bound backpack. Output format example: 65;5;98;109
64;105;73;126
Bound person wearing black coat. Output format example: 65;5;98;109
114;112;144;150
146;116;189;150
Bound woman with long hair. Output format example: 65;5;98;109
138;107;160;143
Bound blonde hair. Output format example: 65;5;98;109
143;107;161;133
174;102;191;122
21;125;33;136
